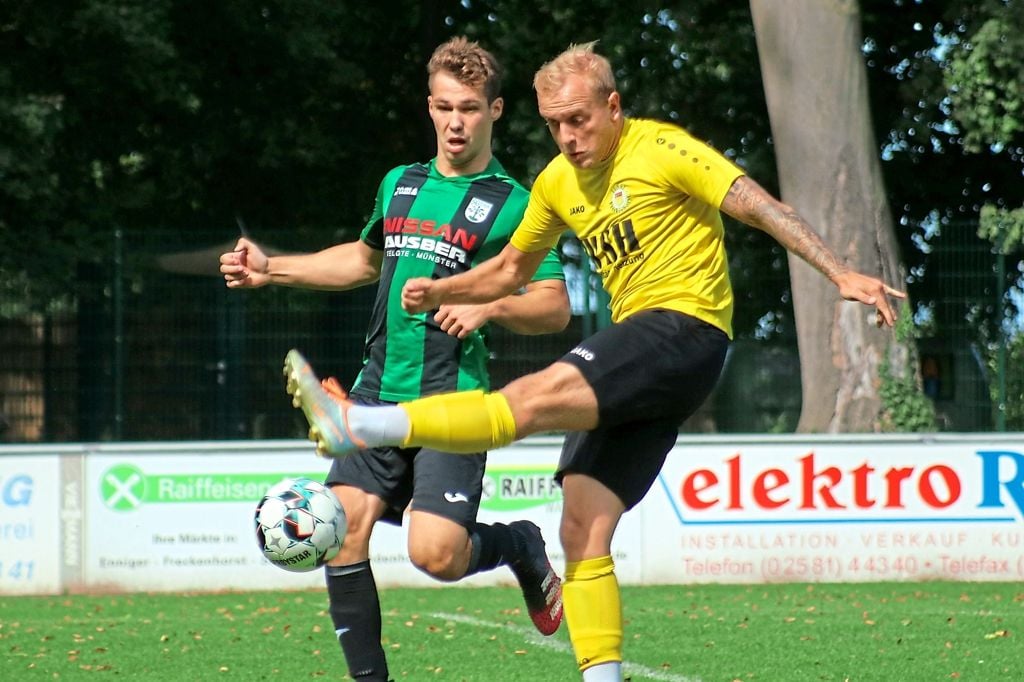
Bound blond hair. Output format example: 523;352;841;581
533;41;616;98
427;36;504;103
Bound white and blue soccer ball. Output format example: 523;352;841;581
255;477;346;572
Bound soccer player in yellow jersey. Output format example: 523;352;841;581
284;42;906;681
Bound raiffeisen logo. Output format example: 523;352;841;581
99;464;326;512
481;466;561;512
656;446;1024;525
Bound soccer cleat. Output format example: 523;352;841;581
508;520;564;636
283;349;366;458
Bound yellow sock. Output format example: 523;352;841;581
564;555;622;671
400;390;517;452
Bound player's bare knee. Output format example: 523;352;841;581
335;506;372;546
559;513;589;558
408;543;462;581
560;505;618;560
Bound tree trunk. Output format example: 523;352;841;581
749;0;912;432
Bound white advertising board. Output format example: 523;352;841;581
0;454;62;595
82;442;334;592
3;434;1024;595
644;436;1024;583
75;440;584;592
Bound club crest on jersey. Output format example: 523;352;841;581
464;197;493;224
609;184;630;213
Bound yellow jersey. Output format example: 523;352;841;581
511;118;743;337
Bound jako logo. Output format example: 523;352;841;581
2;475;33;506
570;346;595;362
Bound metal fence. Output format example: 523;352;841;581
0;229;591;443
1;225;1020;442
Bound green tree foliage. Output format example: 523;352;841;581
945;0;1024;276
939;1;1024;431
946;1;1024;152
991;333;1024;429
3;0;1019;342
879;303;938;432
859;0;1024;361
0;0;442;311
978;204;1024;253
2;1;796;342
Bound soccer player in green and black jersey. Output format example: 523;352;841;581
220;38;569;682
352;157;564;401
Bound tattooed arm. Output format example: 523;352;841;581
719;175;906;326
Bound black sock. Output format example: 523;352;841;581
325;561;389;681
464;522;517;577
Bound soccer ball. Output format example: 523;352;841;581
254;477;346;572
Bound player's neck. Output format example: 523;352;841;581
597;117;627;165
436;150;493;178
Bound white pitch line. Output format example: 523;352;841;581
429;612;703;682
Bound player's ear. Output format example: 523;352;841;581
490;96;504;121
607;91;621;121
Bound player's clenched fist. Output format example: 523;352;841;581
401;277;443;313
219;237;270;288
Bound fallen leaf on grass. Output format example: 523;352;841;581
984;630;1009;639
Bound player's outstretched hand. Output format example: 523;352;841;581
219;237;269;288
402;277;443;313
833;270;906;327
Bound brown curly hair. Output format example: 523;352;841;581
427;36;504;103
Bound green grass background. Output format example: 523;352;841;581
2;582;1022;681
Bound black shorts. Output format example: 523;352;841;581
326;396;486;529
555;309;729;509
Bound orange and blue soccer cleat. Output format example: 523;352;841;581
283;349;365;458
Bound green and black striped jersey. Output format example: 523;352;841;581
351;157;564;402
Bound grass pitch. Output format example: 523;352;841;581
1;582;1022;681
